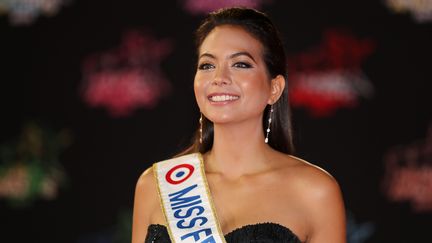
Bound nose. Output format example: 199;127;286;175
212;65;231;86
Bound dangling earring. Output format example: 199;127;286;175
199;113;203;144
265;105;273;144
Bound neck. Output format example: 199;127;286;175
204;118;273;179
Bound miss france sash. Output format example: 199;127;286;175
153;153;226;243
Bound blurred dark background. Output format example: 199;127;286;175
1;0;431;242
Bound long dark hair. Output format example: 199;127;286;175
180;7;294;156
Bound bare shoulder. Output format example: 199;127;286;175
276;154;346;242
134;166;160;215
274;154;345;221
275;155;342;200
136;166;157;193
132;165;162;243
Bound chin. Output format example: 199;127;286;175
206;116;235;124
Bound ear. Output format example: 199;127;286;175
267;75;285;105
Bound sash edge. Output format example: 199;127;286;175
153;162;177;243
197;153;227;243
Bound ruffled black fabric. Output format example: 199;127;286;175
145;222;302;243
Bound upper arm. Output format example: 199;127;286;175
132;166;159;243
302;167;346;243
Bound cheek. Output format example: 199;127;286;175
240;76;271;103
193;75;206;108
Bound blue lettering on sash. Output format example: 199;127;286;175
174;205;205;219
180;228;213;241
177;216;208;229
172;199;203;210
168;184;216;242
169;184;200;207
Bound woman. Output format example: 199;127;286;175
132;7;346;243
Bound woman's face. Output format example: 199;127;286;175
194;25;275;125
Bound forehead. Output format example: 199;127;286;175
199;25;264;57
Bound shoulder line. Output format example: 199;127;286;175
286;155;336;180
281;155;341;200
136;165;158;194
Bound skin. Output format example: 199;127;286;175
132;25;346;243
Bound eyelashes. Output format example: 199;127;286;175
233;62;252;68
198;63;214;70
197;62;253;70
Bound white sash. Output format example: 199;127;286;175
153;153;226;243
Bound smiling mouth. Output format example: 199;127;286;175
208;95;240;102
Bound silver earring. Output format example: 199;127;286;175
265;106;273;144
199;113;203;144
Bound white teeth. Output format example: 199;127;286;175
209;95;239;102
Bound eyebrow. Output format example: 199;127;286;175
199;51;256;62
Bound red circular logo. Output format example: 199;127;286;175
165;163;195;185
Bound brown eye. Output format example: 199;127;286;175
233;62;252;68
198;63;215;70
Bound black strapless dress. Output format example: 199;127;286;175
145;222;302;243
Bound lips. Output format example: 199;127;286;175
208;94;240;102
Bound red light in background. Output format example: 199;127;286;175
382;123;432;212
81;30;172;117
288;30;376;117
